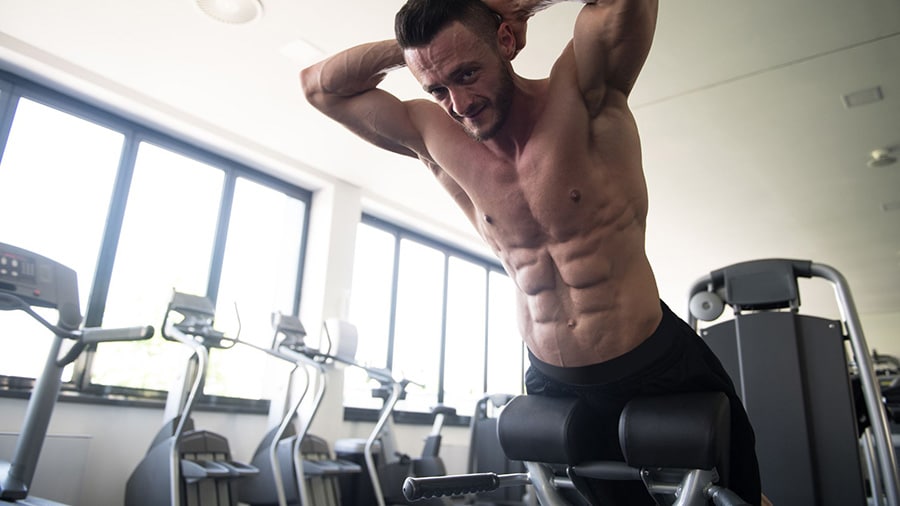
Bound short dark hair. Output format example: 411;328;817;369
395;0;501;49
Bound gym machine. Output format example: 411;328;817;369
687;258;900;506
402;391;750;505
124;291;258;506
334;363;453;506
0;242;153;505
236;314;362;506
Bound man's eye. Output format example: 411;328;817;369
460;70;477;82
431;88;448;98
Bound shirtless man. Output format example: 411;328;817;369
301;0;762;503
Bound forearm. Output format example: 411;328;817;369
491;0;595;17
300;40;405;104
533;0;598;12
483;0;597;55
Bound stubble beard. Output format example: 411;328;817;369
458;67;515;142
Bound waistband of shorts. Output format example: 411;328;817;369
527;301;682;385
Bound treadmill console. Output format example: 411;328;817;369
0;242;82;329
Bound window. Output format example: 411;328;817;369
342;223;396;409
205;177;307;400
443;256;488;411
345;216;525;419
91;142;226;392
0;71;311;409
0;98;123;380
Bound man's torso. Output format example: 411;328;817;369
411;73;661;367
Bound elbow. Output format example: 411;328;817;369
299;65;325;109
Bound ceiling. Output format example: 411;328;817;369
0;0;898;322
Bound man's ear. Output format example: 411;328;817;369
497;22;520;60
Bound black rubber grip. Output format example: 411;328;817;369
403;473;499;501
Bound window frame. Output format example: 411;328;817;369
0;70;312;414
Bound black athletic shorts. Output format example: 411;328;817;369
524;301;761;506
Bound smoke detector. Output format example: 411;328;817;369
196;0;262;24
868;148;898;168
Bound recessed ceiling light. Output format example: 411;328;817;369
196;0;262;24
868;148;898;168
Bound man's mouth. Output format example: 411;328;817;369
458;104;486;123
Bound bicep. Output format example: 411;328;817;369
572;0;658;101
310;86;426;159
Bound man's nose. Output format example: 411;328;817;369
449;88;475;117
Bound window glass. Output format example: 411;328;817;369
391;238;445;412
89;142;224;391
0;98;122;378
345;223;396;409
205;177;306;400
343;218;520;417
442;256;487;416
486;271;525;395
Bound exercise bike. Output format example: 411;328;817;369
331;344;454;506
125;291;258;506
402;392;751;506
236;314;361;506
0;242;153;505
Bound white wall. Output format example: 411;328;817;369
864;311;900;359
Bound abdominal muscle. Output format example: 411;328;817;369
509;230;662;368
477;174;663;368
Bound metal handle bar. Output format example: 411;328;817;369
403;472;526;500
402;463;752;506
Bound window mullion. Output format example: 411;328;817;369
0;83;17;162
206;173;236;303
75;133;141;389
386;234;402;370
482;268;491;394
83;133;140;328
437;254;450;405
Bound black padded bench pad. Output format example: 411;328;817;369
619;391;730;471
497;392;730;471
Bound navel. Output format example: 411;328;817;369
569;189;581;203
484;214;493;225
567;319;577;329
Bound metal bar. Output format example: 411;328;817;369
294;363;326;506
811;262;900;506
3;335;66;499
863;428;885;506
523;462;571;506
366;381;403;506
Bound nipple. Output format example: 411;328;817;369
484;214;493;225
569;189;581;203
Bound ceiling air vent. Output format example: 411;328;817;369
842;86;883;109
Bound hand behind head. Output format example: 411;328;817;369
480;0;532;58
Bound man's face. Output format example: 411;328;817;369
404;22;514;141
